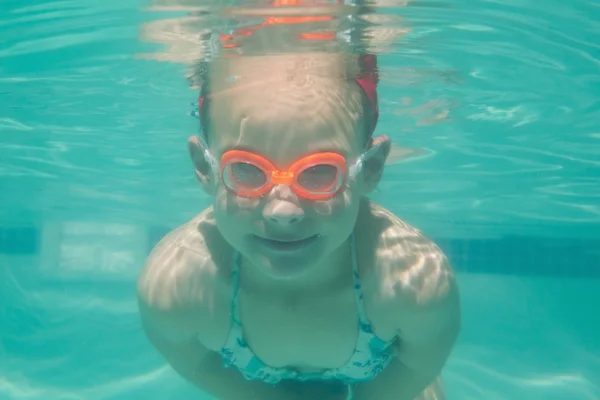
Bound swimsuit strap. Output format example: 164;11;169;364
230;251;243;329
349;232;371;328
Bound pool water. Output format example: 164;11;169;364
1;0;599;399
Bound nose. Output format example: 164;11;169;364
262;185;305;226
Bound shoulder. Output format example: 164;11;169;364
359;201;460;342
359;201;458;316
137;208;232;339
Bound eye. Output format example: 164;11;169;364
297;164;340;192
228;162;267;188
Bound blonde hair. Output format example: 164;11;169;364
200;53;372;145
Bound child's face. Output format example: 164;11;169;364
189;85;389;280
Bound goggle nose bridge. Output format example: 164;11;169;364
270;170;295;185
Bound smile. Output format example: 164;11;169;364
253;234;320;252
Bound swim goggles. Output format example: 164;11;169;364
199;138;375;200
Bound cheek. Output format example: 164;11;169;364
213;187;261;227
310;184;360;220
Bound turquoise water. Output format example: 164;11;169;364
1;0;599;399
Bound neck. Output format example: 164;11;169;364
238;233;355;298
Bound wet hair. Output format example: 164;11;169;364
193;58;377;148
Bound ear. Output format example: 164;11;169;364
187;136;216;195
360;135;391;194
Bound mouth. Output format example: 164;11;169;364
253;234;320;252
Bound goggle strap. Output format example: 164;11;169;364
348;144;379;177
196;135;219;175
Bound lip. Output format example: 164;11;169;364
253;234;320;252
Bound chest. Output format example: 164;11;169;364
201;283;396;371
242;291;361;368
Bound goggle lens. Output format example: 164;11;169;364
296;164;342;195
222;159;344;198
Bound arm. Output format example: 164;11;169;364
353;257;461;400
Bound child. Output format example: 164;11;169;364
137;3;460;400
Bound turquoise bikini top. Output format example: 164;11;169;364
219;234;396;387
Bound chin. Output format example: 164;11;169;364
263;267;309;281
252;252;320;280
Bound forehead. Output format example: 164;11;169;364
209;108;363;165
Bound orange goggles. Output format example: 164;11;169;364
220;150;349;200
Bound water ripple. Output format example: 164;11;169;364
1;2;599;398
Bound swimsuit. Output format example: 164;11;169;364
219;234;396;391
